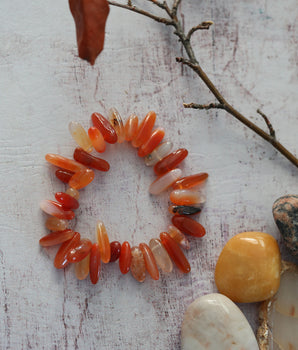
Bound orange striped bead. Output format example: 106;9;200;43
172;215;206;238
39;230;75;247
139;243;159;280
172;173;209;190
89;243;101;284
75;254;90;280
88;127;106;153
168;225;190;250
55;169;74;183
55;192;79;210
170;189;205;206
119;241;131;274
54;232;81;269
45;217;68;231
154;148;188;175
149;238;173;273
96;220;111;263
132;111;156;148
109;107;125;143
73;148;110;172
130;246;146;282
40;200;75;220
159;232;191;273
91;112;118;144
69;168;94;190
45;154;85;173
124;114;139;141
67;239;92;263
138;128;165;157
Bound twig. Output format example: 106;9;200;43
257;109;276;139
148;0;172;17
108;0;298;168
107;1;173;26
183;102;225;110
186;21;213;41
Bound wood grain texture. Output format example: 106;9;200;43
0;0;297;349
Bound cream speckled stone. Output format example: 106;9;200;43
181;293;259;350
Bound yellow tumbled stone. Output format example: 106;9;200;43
215;232;281;303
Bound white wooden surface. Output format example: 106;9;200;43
0;1;297;349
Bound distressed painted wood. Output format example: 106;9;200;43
0;0;297;349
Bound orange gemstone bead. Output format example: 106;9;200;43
55;169;74;183
54;232;81;269
40;200;75;220
109;241;121;262
170;189;205;206
45;217;68;231
132;111;156;148
149;238;173;273
89;243;101;284
45;154;85;173
130;246;146;282
75;254;90;280
65;187;80;200
137;128;165;157
55;192;79;210
168;225;190;250
73;147;110;172
172;172;209;190
96;220;111;263
91;112;118;144
159;232;191;273
67;238;92;263
39;229;75;247
119;241;131;274
154;148;188;175
69;168;95;190
139;243;159;280
109;107;125;143
172;215;206;238
88;127;106;153
124;114;139;141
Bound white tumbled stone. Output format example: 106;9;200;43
181;293;259;350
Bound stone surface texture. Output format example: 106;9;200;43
0;0;297;349
181;293;259;350
273;195;298;256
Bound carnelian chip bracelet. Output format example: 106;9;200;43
40;109;209;284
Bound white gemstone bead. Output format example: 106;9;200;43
149;168;182;195
144;141;173;166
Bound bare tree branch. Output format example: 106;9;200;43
172;0;182;17
147;0;172;17
108;0;298;168
186;21;213;41
183;102;225;110
108;1;173;26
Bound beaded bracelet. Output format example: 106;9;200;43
40;108;208;284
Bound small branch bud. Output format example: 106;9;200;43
257;109;276;139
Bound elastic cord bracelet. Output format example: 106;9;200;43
40;108;208;284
